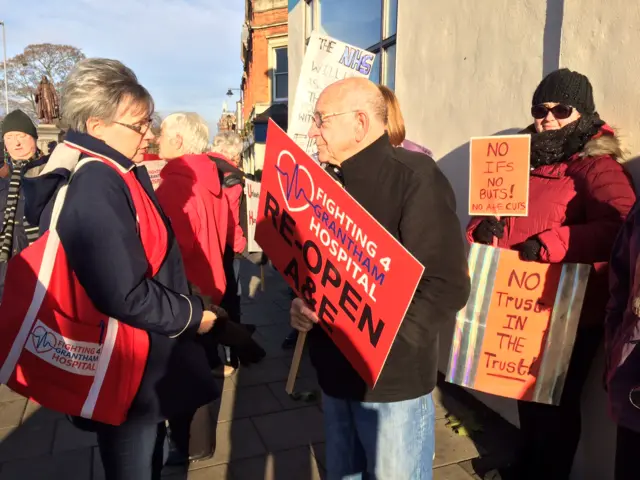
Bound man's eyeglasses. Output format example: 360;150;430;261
531;104;574;120
114;120;153;135
312;110;359;128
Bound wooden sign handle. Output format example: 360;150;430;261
285;331;307;394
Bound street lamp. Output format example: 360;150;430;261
226;87;243;132
0;21;7;114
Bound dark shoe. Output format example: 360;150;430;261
165;448;211;466
188;450;212;463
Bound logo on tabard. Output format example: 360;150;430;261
276;150;315;213
25;320;102;377
30;325;58;354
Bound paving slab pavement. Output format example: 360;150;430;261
0;262;516;479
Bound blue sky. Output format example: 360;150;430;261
0;0;244;135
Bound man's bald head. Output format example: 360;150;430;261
309;78;388;165
320;78;387;127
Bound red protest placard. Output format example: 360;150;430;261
255;120;425;387
469;135;531;216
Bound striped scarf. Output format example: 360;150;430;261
0;159;40;262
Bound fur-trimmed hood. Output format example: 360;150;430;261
582;126;625;161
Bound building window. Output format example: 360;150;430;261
273;46;289;101
383;43;396;91
310;0;397;89
305;0;316;43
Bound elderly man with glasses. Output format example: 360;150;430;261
289;77;470;479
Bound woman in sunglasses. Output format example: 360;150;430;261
467;68;636;479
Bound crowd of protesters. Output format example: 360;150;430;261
0;58;639;480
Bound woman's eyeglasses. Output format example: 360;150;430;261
114;120;152;135
531;104;574;120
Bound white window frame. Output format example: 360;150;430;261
306;0;397;88
305;0;319;44
268;35;289;103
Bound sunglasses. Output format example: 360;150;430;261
531;104;574;120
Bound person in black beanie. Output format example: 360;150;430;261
467;69;636;480
0;110;48;299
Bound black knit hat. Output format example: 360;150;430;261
1;110;38;139
532;68;595;115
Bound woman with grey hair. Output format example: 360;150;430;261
21;58;220;480
208;131;248;377
211;131;243;167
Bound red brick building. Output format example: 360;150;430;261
240;0;288;174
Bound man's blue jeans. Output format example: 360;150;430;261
322;393;435;480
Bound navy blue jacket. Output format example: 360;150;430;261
22;131;217;424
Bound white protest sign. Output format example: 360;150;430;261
143;160;167;190
245;178;262;252
288;32;376;158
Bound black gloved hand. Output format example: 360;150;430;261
210;319;266;366
209;304;229;321
516;237;543;261
472;217;505;244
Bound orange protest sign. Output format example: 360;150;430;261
472;251;561;399
446;245;590;405
468;135;531;217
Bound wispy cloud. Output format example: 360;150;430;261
0;0;244;134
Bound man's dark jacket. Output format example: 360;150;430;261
0;155;48;299
308;134;470;402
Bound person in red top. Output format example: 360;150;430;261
155;113;227;305
207;131;248;378
155;113;265;465
468;69;636;480
153;112;229;465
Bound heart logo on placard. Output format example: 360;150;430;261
29;325;57;354
276;150;315;213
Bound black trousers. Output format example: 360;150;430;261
221;249;242;323
167;411;196;457
198;248;242;369
516;326;603;480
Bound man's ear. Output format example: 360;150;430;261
172;133;184;150
354;111;369;143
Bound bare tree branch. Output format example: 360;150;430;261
0;43;85;121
